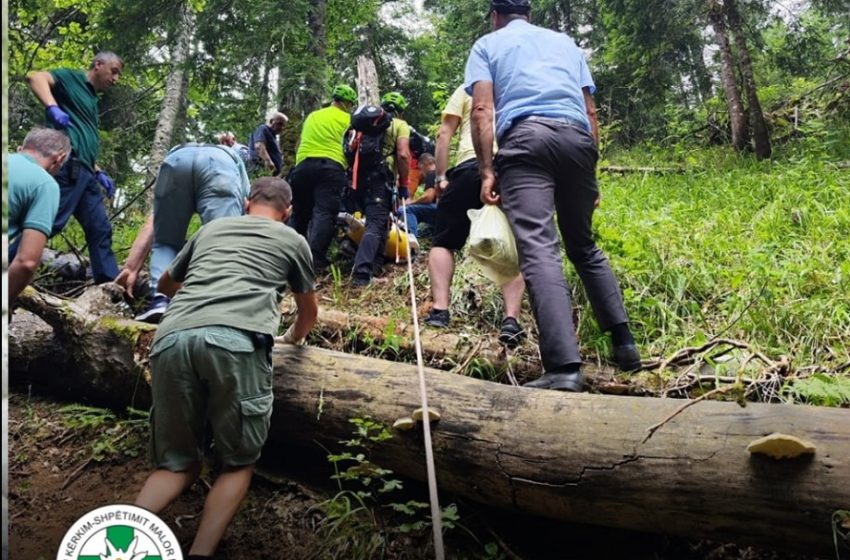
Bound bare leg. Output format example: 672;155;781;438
500;274;525;319
135;464;201;513
428;246;455;309
188;465;255;557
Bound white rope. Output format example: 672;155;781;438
399;197;446;559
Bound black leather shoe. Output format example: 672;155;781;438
523;372;584;392
613;344;642;372
351;276;370;288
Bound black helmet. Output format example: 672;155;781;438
489;0;530;15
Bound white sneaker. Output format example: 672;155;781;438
407;234;420;254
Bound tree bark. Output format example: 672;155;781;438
687;42;713;106
356;55;380;106
306;0;328;110
8;287;850;557
257;49;274;124
270;347;849;558
708;0;748;152
11;286;156;408
724;0;771;159
145;1;195;194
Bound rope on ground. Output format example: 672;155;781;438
399;198;445;560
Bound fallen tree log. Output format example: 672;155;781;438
271;348;849;557
12;285;156;407
599;165;686;174
9;287;850;556
280;301;639;394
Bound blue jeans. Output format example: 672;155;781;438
51;156;119;283
150;145;247;295
396;202;437;237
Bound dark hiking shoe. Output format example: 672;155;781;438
498;317;525;349
523;371;584;392
135;294;170;324
612;344;642;372
424;308;450;328
351;276;371;288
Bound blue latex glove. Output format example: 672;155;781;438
96;171;116;199
46;105;71;129
397;186;410;200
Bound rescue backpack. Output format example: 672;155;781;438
344;104;393;190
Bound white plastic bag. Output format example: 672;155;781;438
467;205;520;286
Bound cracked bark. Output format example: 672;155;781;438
237;349;850;556
356;55;379;106
8;285;850;557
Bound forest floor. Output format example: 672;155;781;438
7;394;823;560
13;135;848;558
8;250;836;560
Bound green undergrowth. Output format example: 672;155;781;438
302;126;850;399
45;126;850;379
585;127;850;368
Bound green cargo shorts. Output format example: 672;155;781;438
148;325;274;471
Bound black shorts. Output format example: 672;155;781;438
431;159;482;251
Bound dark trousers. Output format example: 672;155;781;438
497;119;628;371
289;158;349;269
52;156;118;283
351;175;393;281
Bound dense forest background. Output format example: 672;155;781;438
7;0;849;182
6;0;850;371
5;3;850;558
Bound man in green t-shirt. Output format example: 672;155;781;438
134;176;318;560
289;84;357;270
8;127;71;305
27;51;124;284
351;91;412;287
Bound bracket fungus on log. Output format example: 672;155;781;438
747;433;816;459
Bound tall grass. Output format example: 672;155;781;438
574;127;850;368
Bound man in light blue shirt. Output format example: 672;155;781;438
115;143;251;323
8;127;70;304
464;0;640;392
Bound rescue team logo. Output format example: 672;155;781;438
56;504;183;560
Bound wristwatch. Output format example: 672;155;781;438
435;174;448;183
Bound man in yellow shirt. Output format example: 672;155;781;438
289;85;357;270
351;91;411;287
425;85;526;347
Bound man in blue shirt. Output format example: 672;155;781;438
8;127;71;305
115;143;251;323
464;0;640;392
248;112;288;176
